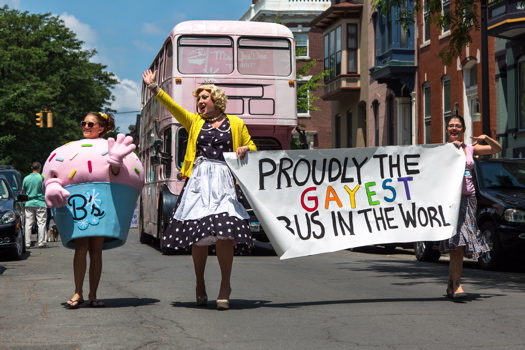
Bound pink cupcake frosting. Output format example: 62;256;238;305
43;138;143;193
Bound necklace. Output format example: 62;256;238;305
203;113;224;123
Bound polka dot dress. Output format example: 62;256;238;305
162;118;253;255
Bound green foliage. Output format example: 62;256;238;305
0;5;118;171
373;0;479;66
297;59;330;112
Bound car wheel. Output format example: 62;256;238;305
9;224;24;260
413;241;441;262
478;221;503;270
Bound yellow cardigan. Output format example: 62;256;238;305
155;89;257;178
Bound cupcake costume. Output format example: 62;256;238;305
43;134;144;250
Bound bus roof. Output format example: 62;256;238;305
170;20;293;39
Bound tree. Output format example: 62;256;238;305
0;5;118;175
372;0;480;65
293;47;330;149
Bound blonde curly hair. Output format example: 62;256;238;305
193;84;228;113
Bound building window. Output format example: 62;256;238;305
443;76;451;118
442;0;451;33
443;76;451;142
346;110;353;147
423;0;431;42
324;26;342;81
466;63;478;88
387;95;394;145
335;114;342;148
294;32;309;57
372;100;379;146
424;84;431;144
347;24;358;73
297;79;310;115
400;1;408;47
519;58;525;129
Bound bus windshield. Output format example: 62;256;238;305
177;36;291;76
238;38;291;76
178;36;234;74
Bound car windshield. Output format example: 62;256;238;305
0;179;11;200
0;172;19;192
478;161;525;189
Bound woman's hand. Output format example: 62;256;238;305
236;146;250;160
451;141;463;148
142;69;157;85
471;134;488;146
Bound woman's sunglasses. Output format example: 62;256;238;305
80;121;98;128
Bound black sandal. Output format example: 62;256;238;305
66;299;84;309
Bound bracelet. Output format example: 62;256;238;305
148;82;158;90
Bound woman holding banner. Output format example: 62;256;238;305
142;69;257;310
440;115;501;299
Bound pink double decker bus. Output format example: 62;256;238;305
139;20;297;251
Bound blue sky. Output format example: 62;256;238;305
0;0;250;132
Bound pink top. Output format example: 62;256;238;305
462;144;476;195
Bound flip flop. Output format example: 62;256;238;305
66;299;84;309
87;299;105;308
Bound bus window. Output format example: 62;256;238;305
163;128;173;179
165;40;173;79
176;127;188;169
238;38;291;76
178;36;233;74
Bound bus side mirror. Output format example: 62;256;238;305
150;139;172;166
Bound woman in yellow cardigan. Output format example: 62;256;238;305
142;69;256;310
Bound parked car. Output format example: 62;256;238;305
0;175;28;260
414;158;525;270
0;165;23;196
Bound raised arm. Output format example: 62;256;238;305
472;134;502;156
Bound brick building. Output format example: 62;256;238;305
240;0;333;149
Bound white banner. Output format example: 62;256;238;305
225;144;465;260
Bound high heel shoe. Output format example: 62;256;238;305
216;287;231;310
196;296;208;306
216;299;229;310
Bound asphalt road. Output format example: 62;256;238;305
1;230;525;349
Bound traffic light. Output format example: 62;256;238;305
36;111;44;128
47;110;53;128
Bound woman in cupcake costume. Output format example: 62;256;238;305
43;112;144;309
142;69;256;310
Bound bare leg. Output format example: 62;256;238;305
448;247;465;294
192;244;208;297
87;237;105;303
216;239;234;300
69;237;89;304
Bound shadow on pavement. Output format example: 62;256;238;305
60;297;160;309
170;292;504;310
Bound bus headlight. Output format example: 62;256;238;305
504;209;525;223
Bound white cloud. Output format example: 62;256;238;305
59;12;97;50
141;22;165;36
0;0;20;8
133;40;156;53
111;77;142;132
